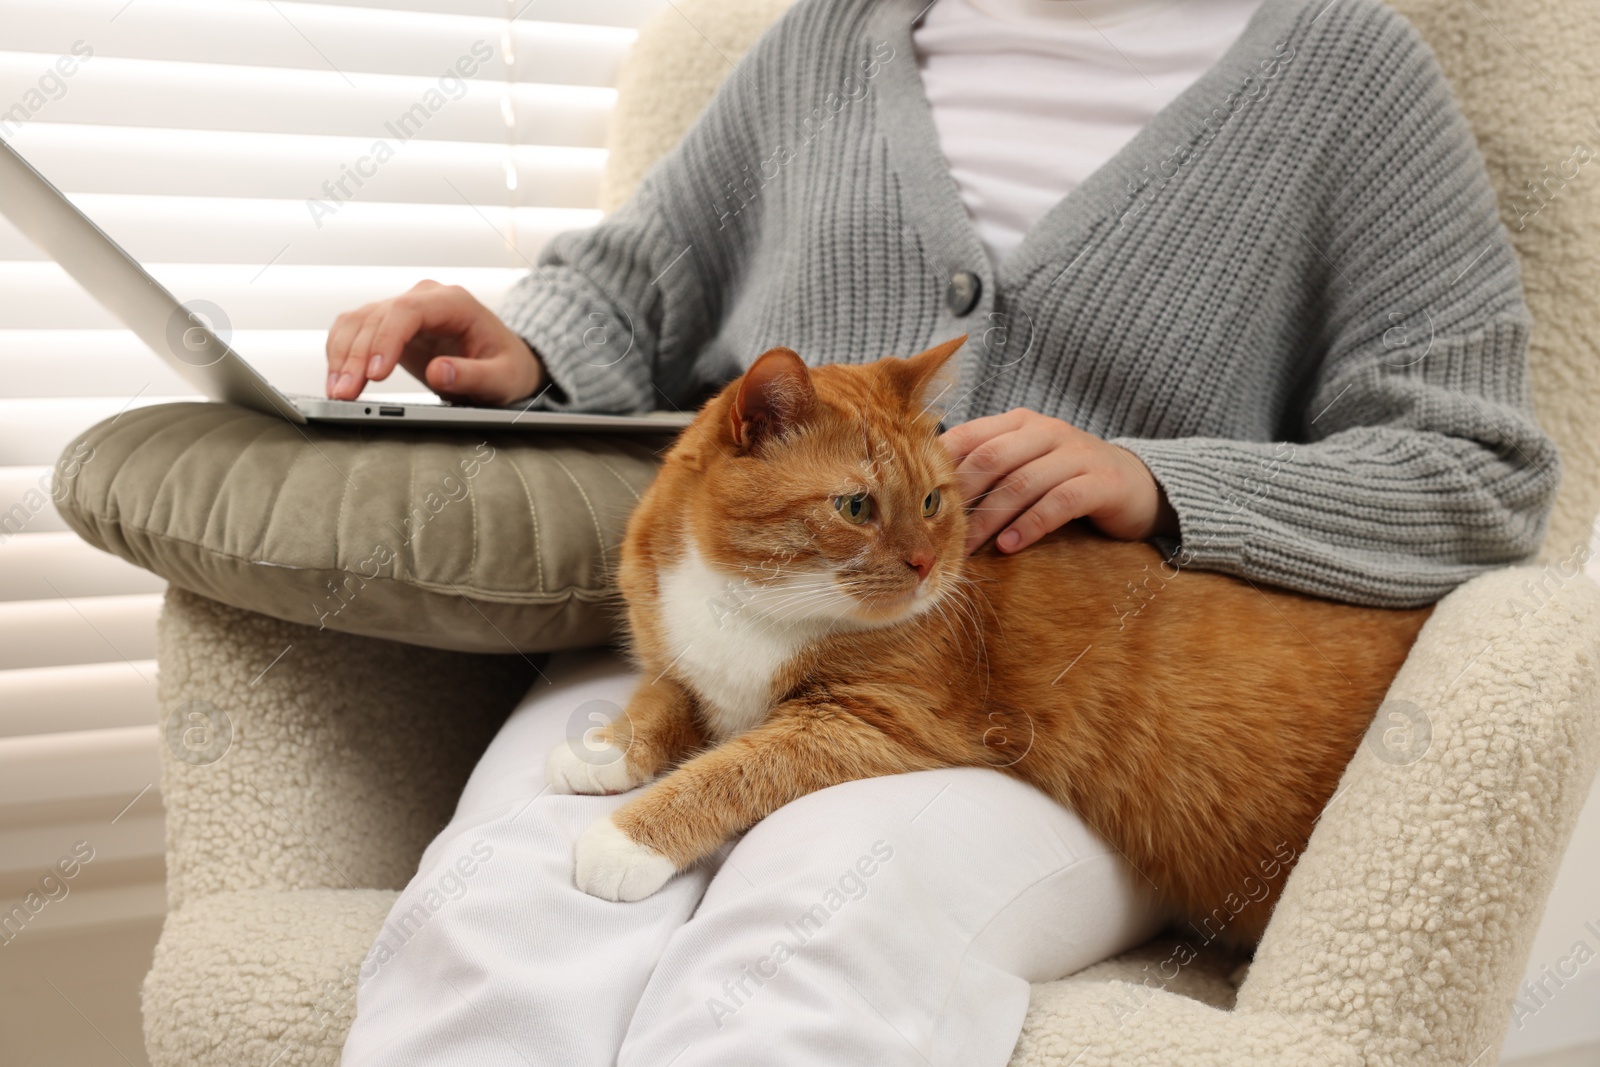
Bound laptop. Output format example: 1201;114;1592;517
0;135;694;433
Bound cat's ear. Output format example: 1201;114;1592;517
893;335;966;416
730;347;816;452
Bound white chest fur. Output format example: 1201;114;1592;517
654;545;836;739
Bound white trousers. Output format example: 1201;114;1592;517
341;651;1165;1067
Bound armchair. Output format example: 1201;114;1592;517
49;0;1599;1063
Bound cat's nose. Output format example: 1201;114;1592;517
905;551;935;581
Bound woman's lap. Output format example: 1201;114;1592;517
341;650;1164;1067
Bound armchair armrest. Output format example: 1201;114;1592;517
1008;565;1600;1066
1243;564;1600;1064
156;588;538;910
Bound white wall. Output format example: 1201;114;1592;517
1500;784;1600;1061
1499;527;1600;1062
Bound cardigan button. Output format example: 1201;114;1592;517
945;271;981;317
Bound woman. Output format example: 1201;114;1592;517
333;0;1558;1062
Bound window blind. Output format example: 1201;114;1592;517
0;0;661;934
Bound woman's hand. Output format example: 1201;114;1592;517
941;408;1178;555
324;280;546;405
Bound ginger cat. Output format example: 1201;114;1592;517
545;337;1433;944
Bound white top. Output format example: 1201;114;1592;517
913;0;1265;267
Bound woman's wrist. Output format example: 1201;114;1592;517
508;338;549;405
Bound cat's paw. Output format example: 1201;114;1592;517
574;816;677;901
544;740;642;796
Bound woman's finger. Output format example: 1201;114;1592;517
324;303;377;395
354;285;484;399
961;449;1083;553
953;422;1061;523
362;298;428;384
338;313;388;399
395;333;455;387
996;473;1108;552
940;408;1028;464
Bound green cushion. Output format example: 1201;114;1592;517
53;402;666;653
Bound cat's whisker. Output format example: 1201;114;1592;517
932;581;987;669
746;586;841;617
757;575;902;626
742;579;856;620
741;555;800;581
734;596;834;627
961;472;1033;506
930;574;993;677
766;575;883;606
750;570;848;595
760;595;854;628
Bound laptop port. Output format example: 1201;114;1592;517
378;406;405;417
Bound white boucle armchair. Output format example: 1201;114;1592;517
129;0;1600;1064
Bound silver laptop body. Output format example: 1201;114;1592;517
0;135;693;433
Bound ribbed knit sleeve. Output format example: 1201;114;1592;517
494;17;791;414
496;192;698;413
1113;13;1559;607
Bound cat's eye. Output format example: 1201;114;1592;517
834;493;872;524
922;489;941;518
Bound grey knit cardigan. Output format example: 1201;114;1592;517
498;0;1560;608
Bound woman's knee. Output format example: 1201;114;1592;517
700;767;1078;908
693;767;1163;975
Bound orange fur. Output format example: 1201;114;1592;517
595;338;1431;944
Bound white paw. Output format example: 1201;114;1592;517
574;816;677;901
544;739;640;796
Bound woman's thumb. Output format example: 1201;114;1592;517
427;353;533;406
425;356;482;400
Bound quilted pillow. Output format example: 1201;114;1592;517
53;402;668;653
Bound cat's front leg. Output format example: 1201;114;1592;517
545;674;704;796
574;698;941;901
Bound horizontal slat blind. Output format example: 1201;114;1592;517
0;398;188;462
0;195;599;264
0;54;616;143
0;262;531;328
0;727;161;808
287;0;663;23
0;661;159;737
0;0;662;930
3;124;603;205
0;594;162;668
7;1;634;84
